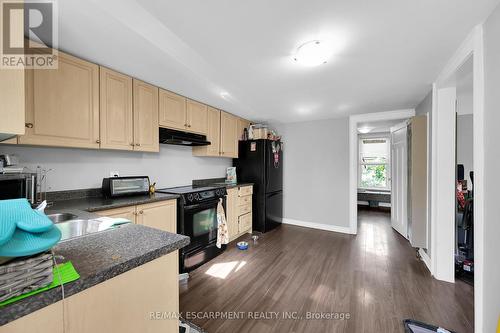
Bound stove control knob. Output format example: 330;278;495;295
216;189;223;196
194;193;200;201
187;194;194;202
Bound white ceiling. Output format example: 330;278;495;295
53;0;499;123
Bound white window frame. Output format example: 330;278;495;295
357;133;391;191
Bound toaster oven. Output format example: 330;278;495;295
101;176;150;198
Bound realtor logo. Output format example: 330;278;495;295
1;0;58;69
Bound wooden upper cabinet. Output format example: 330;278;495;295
193;106;220;157
220;111;238;158
186;99;208;135
133;79;159;152
237;118;251;141
99;67;133;150
19;51;100;148
159;89;186;131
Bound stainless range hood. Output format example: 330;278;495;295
159;128;211;146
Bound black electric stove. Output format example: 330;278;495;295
156;185;227;273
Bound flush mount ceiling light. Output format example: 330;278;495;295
358;127;373;134
293;40;332;67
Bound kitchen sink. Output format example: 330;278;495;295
47;213;79;223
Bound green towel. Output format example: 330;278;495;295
0;261;80;307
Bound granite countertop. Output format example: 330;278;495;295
212;182;254;189
0;224;190;326
192;177;253;189
46;192;180;213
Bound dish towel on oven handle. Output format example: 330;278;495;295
216;198;229;248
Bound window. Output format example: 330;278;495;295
358;136;390;189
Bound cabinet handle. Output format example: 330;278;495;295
139;210;144;214
135;143;141;147
130;143;134;146
96;139;101;144
184;123;188;127
25;123;33;128
187;124;191;128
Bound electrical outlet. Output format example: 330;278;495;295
110;171;120;178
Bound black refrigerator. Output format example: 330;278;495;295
234;139;283;233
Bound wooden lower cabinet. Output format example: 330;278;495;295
0;301;63;333
95;199;176;234
95;206;137;223
226;186;253;241
0;253;179;333
136;200;177;234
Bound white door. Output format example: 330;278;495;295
391;123;408;238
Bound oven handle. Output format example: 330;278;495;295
184;199;221;211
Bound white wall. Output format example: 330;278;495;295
482;4;500;331
276;118;350;230
0;145;231;191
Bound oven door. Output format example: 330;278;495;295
183;199;219;252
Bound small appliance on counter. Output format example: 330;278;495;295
0;173;37;204
101;176;150;198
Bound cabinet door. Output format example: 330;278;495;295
0;68;25;137
238;212;252;234
19;51;99;148
220;111;238;158
0;301;63;333
158;89;186;131
226;188;239;241
192;106;220;157
186;99;207;135
133;80;159;152
136;200;176;233
95;206;137;223
99;67;133;150
64;253;179;333
237;117;251;141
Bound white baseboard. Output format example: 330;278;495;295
419;248;432;274
282;218;354;234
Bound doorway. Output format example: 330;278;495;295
348;109;415;235
432;26;484;332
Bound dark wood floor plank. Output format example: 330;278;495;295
180;209;474;333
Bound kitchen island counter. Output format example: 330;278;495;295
0;224;189;327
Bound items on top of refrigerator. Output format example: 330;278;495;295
247;124;280;141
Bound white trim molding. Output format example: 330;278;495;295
431;24;484;333
349;109;415;235
282;218;353;234
419;248;432;273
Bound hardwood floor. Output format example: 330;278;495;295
180;209;474;333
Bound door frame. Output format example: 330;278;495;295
431;25;484;332
349;109;415;234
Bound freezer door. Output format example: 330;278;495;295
266;141;283;193
265;191;282;232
